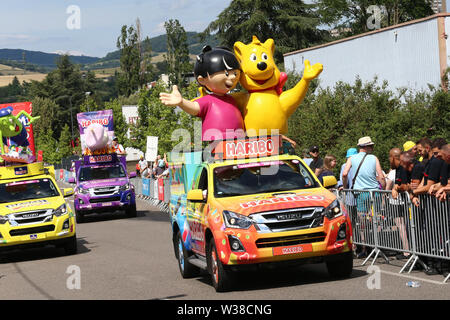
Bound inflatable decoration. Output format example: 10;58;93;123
84;123;109;154
0;106;39;163
77;110;115;156
233;36;323;136
160;46;244;141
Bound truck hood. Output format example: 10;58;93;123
0;197;65;216
78;177;129;189
212;188;336;216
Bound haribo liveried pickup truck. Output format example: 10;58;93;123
168;136;353;292
69;154;136;223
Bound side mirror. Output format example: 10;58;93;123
68;177;75;184
187;189;205;203
129;172;137;178
322;176;338;189
63;188;75;197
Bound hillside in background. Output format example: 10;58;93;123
0;32;219;84
0;49;100;70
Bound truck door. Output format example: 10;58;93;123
187;166;208;256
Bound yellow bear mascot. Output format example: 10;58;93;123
233;36;323;136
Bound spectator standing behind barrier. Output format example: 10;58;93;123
317;154;337;185
138;155;149;178
385;148;401;191
337;148;358;255
435;144;450;201
342;136;386;258
338;148;358;188
308;145;323;176
412;138;448;276
413;138;447;198
427;138;449;197
387;149;411;260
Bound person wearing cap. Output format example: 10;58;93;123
403;141;416;153
111;137;126;155
342;137;386;191
337;148;357;188
308;145;323;176
342;137;386;258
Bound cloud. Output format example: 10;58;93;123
0;34;33;41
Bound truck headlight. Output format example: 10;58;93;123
54;204;68;217
323;200;343;220
0;215;8;224
77;187;89;194
120;183;130;191
223;211;253;229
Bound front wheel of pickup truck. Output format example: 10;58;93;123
75;209;84;224
176;231;199;278
126;203;137;218
207;240;233;292
63;235;78;255
326;251;353;278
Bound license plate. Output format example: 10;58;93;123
273;244;313;256
101;202;112;207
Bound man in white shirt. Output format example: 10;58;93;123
112;137;126;155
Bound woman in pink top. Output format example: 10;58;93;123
159;46;244;141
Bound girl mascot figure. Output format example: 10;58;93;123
159;46;244;142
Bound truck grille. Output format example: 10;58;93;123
89;195;121;203
250;207;324;233
255;232;326;248
10;225;55;237
93;186;119;196
11;210;53;225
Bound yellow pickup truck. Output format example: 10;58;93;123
0;162;77;255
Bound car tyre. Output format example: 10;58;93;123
126;203;137;218
176;231;199;278
207;239;233;292
326;251;353;278
75;209;84;224
63;235;78;255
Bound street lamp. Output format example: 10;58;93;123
85;92;91;112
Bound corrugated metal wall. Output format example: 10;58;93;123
284;17;445;92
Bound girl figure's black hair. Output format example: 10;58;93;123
194;45;241;79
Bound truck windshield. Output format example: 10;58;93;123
0;178;60;203
213;160;318;198
79;165;126;181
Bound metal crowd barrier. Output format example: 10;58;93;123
133;177;170;212
337;189;450;283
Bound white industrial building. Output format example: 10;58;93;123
284;13;450;92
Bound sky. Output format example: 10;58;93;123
0;0;233;57
0;0;448;58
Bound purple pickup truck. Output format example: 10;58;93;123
69;154;137;223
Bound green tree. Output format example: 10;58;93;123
35;127;59;164
116;24;141;96
315;0;434;37
202;0;327;63
164;19;192;88
287;75;449;171
29;55;87;137
58;124;73;159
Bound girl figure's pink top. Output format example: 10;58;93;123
196;94;245;141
